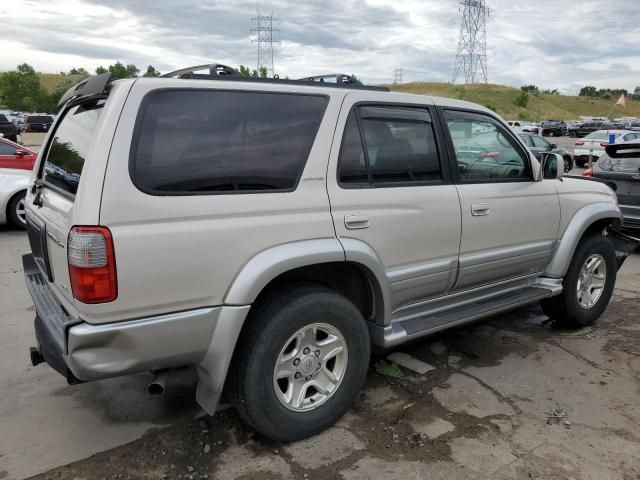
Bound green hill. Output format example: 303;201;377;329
387;82;640;121
38;73;84;92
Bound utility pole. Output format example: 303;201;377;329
251;11;279;76
452;0;489;84
393;67;404;84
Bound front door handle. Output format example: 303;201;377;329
345;213;370;230
471;203;490;216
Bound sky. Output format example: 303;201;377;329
1;0;638;94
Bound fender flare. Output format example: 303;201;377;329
545;202;622;278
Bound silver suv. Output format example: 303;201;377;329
23;65;634;441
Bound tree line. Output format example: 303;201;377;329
0;62;161;113
0;62;276;113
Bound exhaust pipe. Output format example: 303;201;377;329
148;369;170;396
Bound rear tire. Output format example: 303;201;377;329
229;283;370;442
541;234;616;328
563;155;573;173
7;191;27;230
569;131;577;138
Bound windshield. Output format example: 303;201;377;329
41;102;103;196
598;154;640;173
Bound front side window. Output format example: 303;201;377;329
42;102;103;195
132;90;328;194
338;106;442;186
531;136;551;149
444;110;531;181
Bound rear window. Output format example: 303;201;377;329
42;103;103;195
131;90;329;194
27;116;53;124
0;114;8;123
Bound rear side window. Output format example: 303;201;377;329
0;114;8;123
338;105;442;187
42;103;103;195
131;90;328;194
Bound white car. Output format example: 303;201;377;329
0;168;30;229
507;120;539;134
573;130;640;167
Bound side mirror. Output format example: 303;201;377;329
541;153;563;180
549;143;557;149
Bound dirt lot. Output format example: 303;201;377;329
5;243;636;480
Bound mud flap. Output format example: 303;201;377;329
607;228;640;270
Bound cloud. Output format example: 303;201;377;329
0;0;638;92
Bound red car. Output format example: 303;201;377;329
0;137;37;170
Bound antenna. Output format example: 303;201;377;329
452;0;490;84
393;67;404;84
251;10;280;76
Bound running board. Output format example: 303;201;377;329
369;286;554;348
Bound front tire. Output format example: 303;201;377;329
563;155;573;173
7;191;27;230
541;234;616;327
229;283;370;442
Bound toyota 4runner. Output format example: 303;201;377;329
23;65;636;441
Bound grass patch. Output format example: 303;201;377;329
387;82;640;120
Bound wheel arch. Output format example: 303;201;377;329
545;203;622;278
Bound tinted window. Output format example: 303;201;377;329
27;116;53;124
132;90;328;194
598;153;640;173
0;114;8;123
42;102;103;195
0;142;17;155
338;111;367;184
444;110;530;181
338;106;442;186
362;116;441;183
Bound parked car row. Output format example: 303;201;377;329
573;130;640;167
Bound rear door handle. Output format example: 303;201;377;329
344;213;370;230
471;203;490;216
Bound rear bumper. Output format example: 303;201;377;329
23;254;249;413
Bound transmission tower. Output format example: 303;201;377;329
452;0;489;84
393;67;403;84
251;11;279;76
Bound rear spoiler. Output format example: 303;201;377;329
605;143;640;158
57;73;112;108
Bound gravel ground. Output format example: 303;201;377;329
21;254;640;480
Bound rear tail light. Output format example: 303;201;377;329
600;142;609;147
67;226;117;303
575;141;584;146
583;167;593;177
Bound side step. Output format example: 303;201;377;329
370;286;554;348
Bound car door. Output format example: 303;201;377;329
440;108;560;291
327;95;462;311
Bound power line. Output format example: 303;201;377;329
452;0;490;85
393;67;403;84
251;11;280;76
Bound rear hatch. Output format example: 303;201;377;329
596;144;640;220
26;100;106;309
25;115;54;133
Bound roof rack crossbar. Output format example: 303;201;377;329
161;63;241;79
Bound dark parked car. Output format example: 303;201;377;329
628;121;640;132
0;114;17;142
585;143;640;230
568;122;599;138
519;133;573;172
22;115;53;133
540;120;565;137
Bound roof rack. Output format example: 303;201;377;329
160;63;388;92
